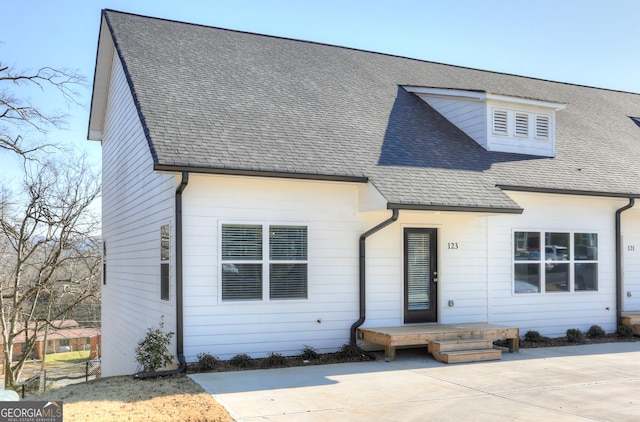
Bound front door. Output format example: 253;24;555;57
404;228;438;323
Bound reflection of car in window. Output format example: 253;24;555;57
515;279;539;293
545;245;568;261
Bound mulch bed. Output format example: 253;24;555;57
499;333;639;349
189;334;639;373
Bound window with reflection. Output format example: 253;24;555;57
513;231;597;294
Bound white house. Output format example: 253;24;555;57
89;10;640;376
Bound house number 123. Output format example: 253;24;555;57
448;243;459;250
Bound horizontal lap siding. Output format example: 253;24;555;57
182;175;362;360
101;55;176;376
364;212;490;327
422;97;486;147
623;209;640;311
487;192;624;337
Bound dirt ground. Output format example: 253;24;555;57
35;374;233;422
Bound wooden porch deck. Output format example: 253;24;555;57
621;311;640;335
357;322;520;361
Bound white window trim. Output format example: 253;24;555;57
218;220;309;304
512;229;599;295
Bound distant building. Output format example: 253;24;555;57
0;320;101;361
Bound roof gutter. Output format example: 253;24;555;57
135;172;189;379
616;198;635;325
154;163;368;184
387;203;523;214
350;208;399;345
497;185;640;199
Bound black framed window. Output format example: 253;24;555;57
160;224;170;300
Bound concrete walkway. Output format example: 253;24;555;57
190;342;640;421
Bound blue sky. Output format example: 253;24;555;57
1;0;639;182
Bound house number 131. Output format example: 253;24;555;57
448;243;459;250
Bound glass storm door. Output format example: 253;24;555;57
404;228;438;323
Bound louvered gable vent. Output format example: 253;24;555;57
403;87;565;157
515;113;529;137
493;110;508;134
535;115;549;139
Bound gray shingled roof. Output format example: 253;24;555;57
100;10;640;212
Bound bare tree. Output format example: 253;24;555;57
0;156;100;388
1;63;85;157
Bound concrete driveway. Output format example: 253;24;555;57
190;342;640;421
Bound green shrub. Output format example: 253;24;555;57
134;317;175;372
196;353;220;372
586;325;605;338
524;330;544;343
616;325;634;338
566;328;585;343
229;353;254;368
300;345;319;360
337;343;366;359
261;352;288;368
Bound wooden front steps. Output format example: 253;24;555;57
357;322;519;362
621;312;640;335
428;339;502;364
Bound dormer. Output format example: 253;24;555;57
404;86;566;157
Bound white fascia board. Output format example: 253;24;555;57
404;86;486;101
88;16;116;141
485;93;566;111
403;86;567;111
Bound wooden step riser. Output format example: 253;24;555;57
429;340;494;353
431;349;502;364
621;315;640;326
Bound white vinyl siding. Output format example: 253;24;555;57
487;192;622;337
182;175;362;361
421;97;487;147
100;54;177;376
622;210;640;311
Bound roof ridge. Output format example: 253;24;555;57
102;9;639;96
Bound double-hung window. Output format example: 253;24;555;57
221;223;308;301
514;231;598;294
